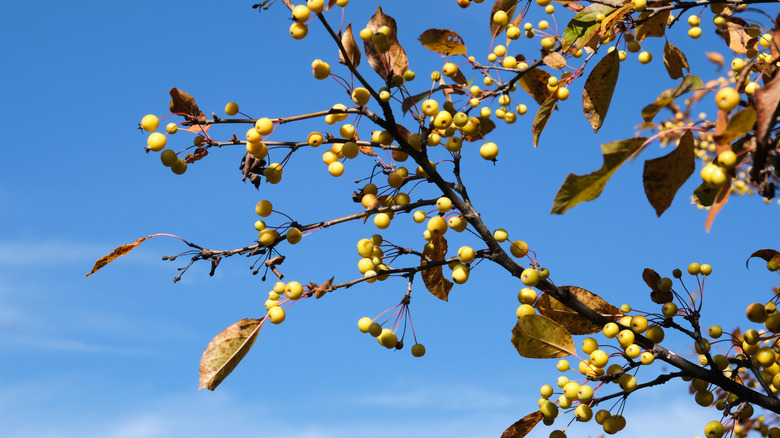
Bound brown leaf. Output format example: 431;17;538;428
199;318;263;390
705;185;730;232
721;16;752;53
534;286;621;335
635;4;670;41
358;143;377;156
490;0;521;36
564;2;585;12
517;67;552;105
418;29;467;56
755;75;780;149
542;51;567;70
643;268;672;304
185;147;209;164
325;0;338;10
184;124;211;134
169;88;207;124
339;23;361;68
706;52;725;67
85;235;158;277
308;277;335;299
421;234;453;301
501;410;543;438
642;130;695;216
532;92;559;147
663;41;689;80
363;5;408;81
583;49;619;133
746;249;780;269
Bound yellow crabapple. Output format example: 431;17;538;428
224;102;239;116
715;87;740;111
292;4;310;22
351;87;371;106
411;344;426;357
377;328;398;349
480;142;499;160
289;21;308;39
255;200;273;217
358;317;373;333
518;288;537;304
521;268;540;287
510;240;529;258
268;305;286;324
141;114;159;132
255;117;273;136
493;10;508;25
458;246;476;263
147;132;167;151
516;304;536;317
285;281;304;300
638;51;652;64
311;59;331;79
286;228;302;245
171;159;187;175
160;149;177;167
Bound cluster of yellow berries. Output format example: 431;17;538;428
356;234;391;283
356;315;426;356
140;114;189;175
254;200;302;246
288;0;349;40
264;280;306;324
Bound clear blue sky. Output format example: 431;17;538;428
2;1;779;437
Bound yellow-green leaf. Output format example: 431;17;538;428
511;314;575;358
561;4;614;54
583;49;619;133
199;318;264;391
641;75;703;122
532;92;558;147
421;235;452;301
713;107;757;145
642;130;696;217
500;410;543;438
663;41;689;80
418;29;467;56
534;286;621;335
551;137;647;214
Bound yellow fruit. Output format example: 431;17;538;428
147;132;167;151
141;114;159;132
224;102;239;116
715;87;740;111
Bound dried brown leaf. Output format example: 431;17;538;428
663;41;689;80
199;318;263;390
185;147;209;164
642;130;695;216
308;277;335;299
418;29;467;56
746;249;780;269
705;185;730;232
635;3;670;41
706;52;725;67
534;286;621;335
169;88;207;124
501;410;543;438
517;67;552;105
85;235;158;277
583;49;619;133
363;6;408;81
339;23;361;68
721;16;751;53
542;51;567;70
421;234;452;301
643;268;672;304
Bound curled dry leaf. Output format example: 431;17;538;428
511;314;575;358
643;268;673;304
418;29;467;56
542;51;567;70
746;249;780;269
339;23;361;68
185;147;209;164
705;184;730;232
307;276;335;299
500;410;543;438
199;318;264;390
421;234;452;301
721;16;753;53
85;234;160;277
534;286;621;335
169;87;207;124
706;52;725;67
642;130;695;217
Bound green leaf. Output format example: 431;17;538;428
582;49;620;133
663;41;689;80
531;93;558;148
713;107;757;145
511;314;575;358
561;4;614;54
642;130;696;216
418;29;467;56
489;0;521;36
641;75;703;122
517;67;553;105
551;137;647;214
635;3;670;41
199;318;264;390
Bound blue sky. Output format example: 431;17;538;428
2;1;779;437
